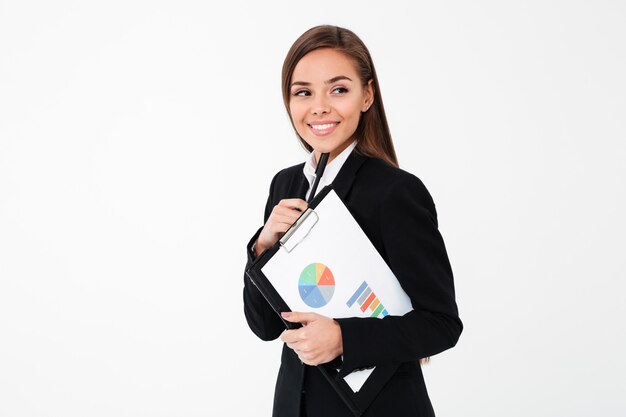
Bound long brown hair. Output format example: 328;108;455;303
281;25;399;168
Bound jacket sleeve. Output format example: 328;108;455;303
336;174;462;376
242;173;286;341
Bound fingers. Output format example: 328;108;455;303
279;313;342;366
257;213;298;247
277;198;308;212
270;207;303;226
279;331;331;366
256;199;309;251
281;311;317;324
280;328;302;344
279;312;319;344
271;203;306;223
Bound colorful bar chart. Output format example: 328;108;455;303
346;280;389;318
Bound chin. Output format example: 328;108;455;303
312;146;338;156
302;140;331;153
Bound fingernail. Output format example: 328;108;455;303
281;312;291;318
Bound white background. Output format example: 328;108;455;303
1;1;625;416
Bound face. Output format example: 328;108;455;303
288;48;373;163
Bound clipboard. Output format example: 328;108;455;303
245;185;413;416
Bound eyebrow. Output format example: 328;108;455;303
290;75;353;88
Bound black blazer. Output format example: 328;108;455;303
243;151;462;417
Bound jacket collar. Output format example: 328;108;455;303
287;150;369;201
331;150;368;200
289;170;308;200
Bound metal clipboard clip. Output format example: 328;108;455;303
279;208;319;253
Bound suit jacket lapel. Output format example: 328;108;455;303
331;150;368;201
287;165;309;200
285;151;368;202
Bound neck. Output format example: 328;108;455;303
314;140;354;165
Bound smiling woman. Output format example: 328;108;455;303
243;25;462;417
288;48;373;163
281;26;398;169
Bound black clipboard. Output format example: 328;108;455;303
245;185;400;416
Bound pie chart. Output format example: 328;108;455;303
298;262;335;308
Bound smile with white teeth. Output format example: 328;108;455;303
310;123;337;130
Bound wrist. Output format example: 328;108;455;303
254;239;267;257
333;319;343;356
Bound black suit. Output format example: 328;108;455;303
243;151;462;417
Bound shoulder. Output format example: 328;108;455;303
266;162;305;191
357;156;437;222
359;157;433;202
272;162;305;185
265;161;306;201
358;157;415;183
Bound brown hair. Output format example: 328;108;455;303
281;25;399;168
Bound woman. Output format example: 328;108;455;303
243;25;462;417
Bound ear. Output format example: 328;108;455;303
362;79;374;112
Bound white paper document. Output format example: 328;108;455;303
261;189;413;392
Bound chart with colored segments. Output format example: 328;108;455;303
298;262;335;308
346;281;389;318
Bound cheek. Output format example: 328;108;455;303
289;103;305;123
339;101;363;124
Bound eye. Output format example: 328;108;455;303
332;87;348;94
293;89;310;97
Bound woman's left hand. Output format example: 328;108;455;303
280;312;343;366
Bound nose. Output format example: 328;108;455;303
311;94;330;115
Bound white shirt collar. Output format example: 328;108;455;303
303;140;357;200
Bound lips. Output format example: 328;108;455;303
308;121;340;136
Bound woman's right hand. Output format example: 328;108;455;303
255;198;308;257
